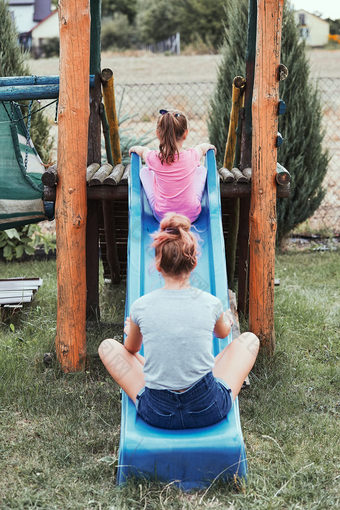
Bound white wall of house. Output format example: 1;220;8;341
8;5;35;33
294;9;329;47
31;10;59;43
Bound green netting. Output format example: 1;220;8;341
0;101;47;230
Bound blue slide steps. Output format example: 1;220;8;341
117;150;247;490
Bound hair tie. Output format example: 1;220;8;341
159;109;181;119
164;227;179;235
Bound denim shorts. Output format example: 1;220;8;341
135;371;233;429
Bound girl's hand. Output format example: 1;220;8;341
124;317;131;336
206;144;216;155
129;145;143;156
194;143;217;159
223;309;233;328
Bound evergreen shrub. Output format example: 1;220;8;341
208;0;329;242
0;0;53;162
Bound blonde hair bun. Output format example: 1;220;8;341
152;213;197;276
160;213;191;234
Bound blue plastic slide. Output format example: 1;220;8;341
117;150;247;490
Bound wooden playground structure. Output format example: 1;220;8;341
1;0;287;372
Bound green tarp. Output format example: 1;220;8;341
0;101;46;230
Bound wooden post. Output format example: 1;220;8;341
86;0;102;321
223;76;245;289
249;0;284;355
100;103;114;166
238;0;257;315
55;0;90;371
102;201;121;284
101;68;122;165
223;76;246;170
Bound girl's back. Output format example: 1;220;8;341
145;148;201;220
130;286;223;391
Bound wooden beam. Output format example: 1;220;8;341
249;0;284;355
238;0;257;315
0;77;95;100
86;199;100;319
102;201;121;284
101;68;122;164
44;182;290;202
0;75;95;86
55;0;90;372
223;76;246;170
86;0;102;321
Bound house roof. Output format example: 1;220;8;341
30;9;57;33
8;1;34;5
9;0;51;22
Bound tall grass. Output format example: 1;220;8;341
0;250;339;509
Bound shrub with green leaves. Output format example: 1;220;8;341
208;0;329;243
101;13;138;50
0;225;56;262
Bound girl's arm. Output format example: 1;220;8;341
124;316;143;354
214;310;233;338
194;143;216;159
129;145;151;161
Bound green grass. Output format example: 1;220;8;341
0;250;339;509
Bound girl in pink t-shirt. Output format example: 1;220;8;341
129;109;215;222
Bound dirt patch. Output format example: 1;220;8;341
28;49;340;82
28;53;221;84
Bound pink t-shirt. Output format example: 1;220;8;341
145;148;201;222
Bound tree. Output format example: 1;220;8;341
0;0;52;162
326;18;340;35
102;0;137;23
137;0;226;50
136;0;178;45
175;0;227;48
208;0;329;242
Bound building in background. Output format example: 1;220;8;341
294;9;329;47
30;9;58;57
7;0;52;50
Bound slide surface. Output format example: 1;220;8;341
117;150;247;489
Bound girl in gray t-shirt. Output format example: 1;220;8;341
99;213;259;429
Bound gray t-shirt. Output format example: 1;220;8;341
130;287;223;390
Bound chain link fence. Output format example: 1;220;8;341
116;78;340;234
308;77;340;233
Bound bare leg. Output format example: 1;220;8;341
213;332;259;400
98;339;145;402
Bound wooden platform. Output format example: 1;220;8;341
42;162;290;319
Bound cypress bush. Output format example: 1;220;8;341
208;0;329;243
0;0;53;162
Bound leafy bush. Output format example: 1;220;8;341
38;37;59;58
0;225;56;261
136;0;226;50
101;14;138;50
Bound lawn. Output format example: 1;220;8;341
0;249;339;509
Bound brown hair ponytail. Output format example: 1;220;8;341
157;111;188;165
152;213;197;276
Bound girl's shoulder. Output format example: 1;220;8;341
131;288;163;307
145;149;160;163
181;148;200;162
